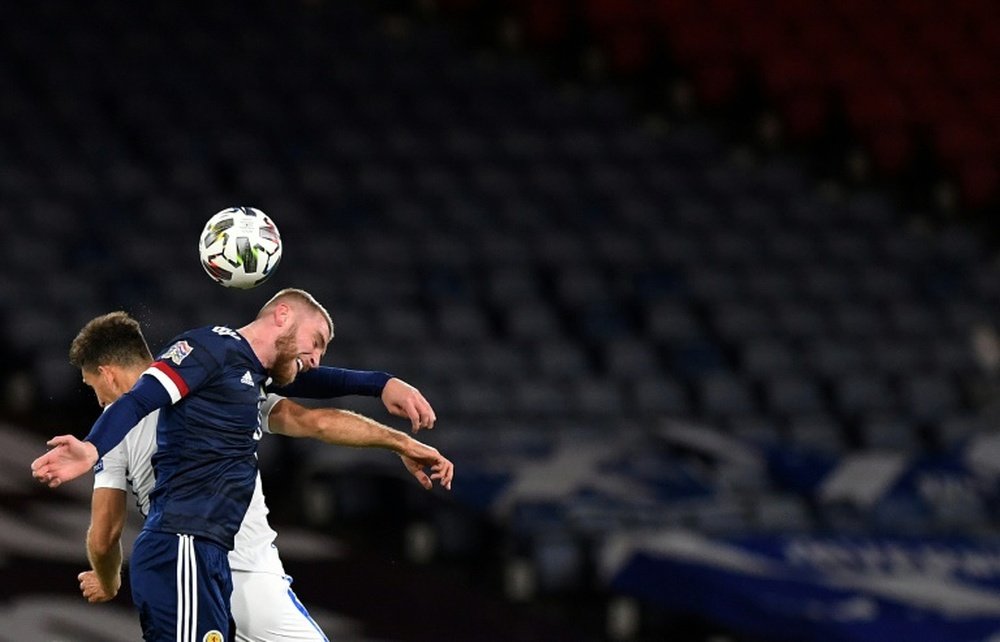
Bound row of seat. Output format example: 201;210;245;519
474;0;999;208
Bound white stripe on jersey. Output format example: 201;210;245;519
145;366;183;404
177;534;198;642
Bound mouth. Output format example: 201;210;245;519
295;357;304;373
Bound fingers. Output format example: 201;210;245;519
31;460;52;484
30;457;63;487
430;459;454;490
384;380;437;432
402;399;421;433
414;471;432;490
400;398;435;433
46;435;72;448
413;393;436;431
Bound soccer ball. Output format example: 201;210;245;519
199;207;282;289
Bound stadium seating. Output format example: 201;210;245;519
3;0;1000;639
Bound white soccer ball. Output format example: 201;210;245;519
199;207;282;289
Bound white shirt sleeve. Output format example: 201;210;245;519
93;439;129;492
260;394;285;434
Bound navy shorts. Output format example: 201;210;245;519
130;530;234;642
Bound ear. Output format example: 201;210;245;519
96;364;117;386
273;302;293;328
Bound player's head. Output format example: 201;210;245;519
257;288;334;385
70;311;153;407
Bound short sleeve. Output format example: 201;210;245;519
260;394;285;434
93;439;129;492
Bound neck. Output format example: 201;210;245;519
118;363;152;396
238;321;276;368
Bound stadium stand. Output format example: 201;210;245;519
2;0;999;640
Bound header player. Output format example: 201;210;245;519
32;288;434;640
69;310;452;640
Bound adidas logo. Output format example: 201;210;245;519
241;371;254;386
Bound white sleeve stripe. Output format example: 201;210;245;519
142;366;181;404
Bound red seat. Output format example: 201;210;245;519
957;160;999;209
517;1;571;46
779;92;830;140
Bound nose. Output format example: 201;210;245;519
300;352;319;371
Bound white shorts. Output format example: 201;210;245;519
231;571;328;642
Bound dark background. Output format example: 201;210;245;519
2;0;998;640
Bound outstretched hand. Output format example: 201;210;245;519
382;378;437;433
30;435;99;488
398;439;453;490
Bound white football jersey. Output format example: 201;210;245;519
93;394;287;576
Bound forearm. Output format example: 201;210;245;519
270;366;392;399
284;406;410;452
86;529;122;594
85;376;170;457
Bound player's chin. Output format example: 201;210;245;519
270;357;299;387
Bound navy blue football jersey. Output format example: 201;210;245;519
140;325;268;550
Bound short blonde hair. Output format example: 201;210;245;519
258;288;334;337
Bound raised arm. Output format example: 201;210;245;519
268;399;452;490
79;487;127;602
269;366;437;432
31;375;171;487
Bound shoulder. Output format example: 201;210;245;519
158;326;245;364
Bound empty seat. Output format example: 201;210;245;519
590;232;649;266
603;338;662;378
726;414;781;444
709;301;773;341
376;307;431;341
470;342;531;380
486;267;544;304
504;304;563;339
696;372;757;418
644;301;703;343
570;378;626;417
786;414;847;453
764;376;827;416
741;338;798;377
533;340;592;378
742;268;796;302
870;340;924;375
937;414;990;448
435;303;492;340
796;265;853;301
806;338;869;376
417;343;473;382
632;377;692;417
453;380;511;417
900;374;961;422
668;338;728;379
859;414;921;452
858;266;914;301
769;231;821;266
753;494;814;532
832;373;897;417
513;378;568;417
774;302;829;339
706;230;763;265
833;302;886;337
685;266;741;302
886;302;944;337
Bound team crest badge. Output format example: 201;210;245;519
161;340;193;365
203;632;224;642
